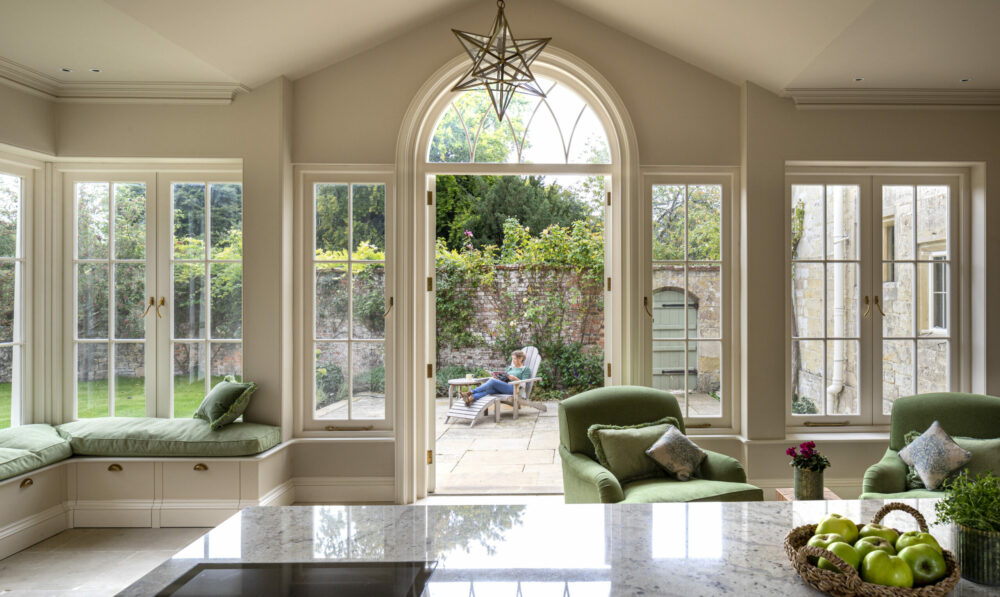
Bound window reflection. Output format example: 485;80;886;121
651;503;723;559
173;512;243;560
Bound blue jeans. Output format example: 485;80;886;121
471;377;513;399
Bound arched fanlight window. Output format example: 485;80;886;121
428;76;611;164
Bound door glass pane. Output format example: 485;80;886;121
0;173;20;259
917;339;949;394
826;339;859;415
883;262;914;337
77;182;110;259
826;263;859;338
352;184;385;252
0;262;15;343
791;340;823;415
114;183;146;259
687;185;721;260
917;262;948;334
351;343;385;420
78;263;109;339
77;343;109;417
173;183;206;259
210;263;242;339
689;341;721;417
791;263;824;338
352;263;385;340
882;186;914;259
174;264;206;339
0;346;13;429
826;185;859;260
791;185;823;260
173;342;205;418
114;343;145;417
210;343;242;385
917;186;948;257
210;183;242;259
652;185;685;260
315;184;349;254
315;264;349;339
882;340;914;415
115;263;146;339
315;342;348;418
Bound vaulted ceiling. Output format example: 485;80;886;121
1;0;998;101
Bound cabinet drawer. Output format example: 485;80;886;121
162;461;240;500
0;466;65;528
76;461;154;501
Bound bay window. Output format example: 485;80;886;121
0;170;25;428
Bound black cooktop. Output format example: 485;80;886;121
155;561;436;597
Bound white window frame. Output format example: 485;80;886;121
0;160;34;427
296;167;395;435
642;170;738;431
786;168;968;429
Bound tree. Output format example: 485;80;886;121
652;184;721;261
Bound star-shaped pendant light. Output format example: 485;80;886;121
452;0;551;122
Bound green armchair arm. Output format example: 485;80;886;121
559;445;624;504
698;449;748;483
862;449;908;495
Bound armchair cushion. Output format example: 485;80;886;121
903;431;1000;489
622;478;763;503
899;421;971;490
646;424;705;481
587;416;679;484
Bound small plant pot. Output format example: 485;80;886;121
955;524;1000;586
794;468;824;500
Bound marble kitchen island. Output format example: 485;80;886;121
122;499;992;596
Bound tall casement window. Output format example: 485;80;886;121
788;174;961;426
0;171;25;428
303;175;390;430
66;169;243;419
647;176;733;428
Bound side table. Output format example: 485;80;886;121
775;487;841;501
447;377;489;407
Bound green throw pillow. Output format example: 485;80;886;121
903;430;1000;489
194;376;258;430
587;417;680;484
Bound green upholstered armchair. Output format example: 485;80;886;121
559;385;763;503
861;392;1000;499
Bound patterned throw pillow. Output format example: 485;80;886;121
645;425;706;481
898;421;972;490
587;417;680;484
904;431;1000;490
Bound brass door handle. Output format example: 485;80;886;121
108;464;123;472
874;295;886;317
643;296;652;318
156;297;165;318
141;296;154;318
383;296;394;318
193;463;208;471
20;478;33;488
863;295;871;318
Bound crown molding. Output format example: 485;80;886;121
783;87;1000;109
0;56;249;104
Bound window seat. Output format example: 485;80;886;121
56;418;281;458
0;425;73;481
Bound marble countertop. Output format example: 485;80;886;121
122;499;993;596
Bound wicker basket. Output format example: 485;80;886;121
784;502;961;597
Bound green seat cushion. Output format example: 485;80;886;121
859;489;947;500
587;417;679;484
622;478;764;503
0;447;44;481
0;424;72;466
194;377;259;430
56;418;280;457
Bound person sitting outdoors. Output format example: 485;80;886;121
461;350;532;406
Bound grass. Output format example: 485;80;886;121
0;376;226;427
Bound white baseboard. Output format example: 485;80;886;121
0;504;69;559
259;479;296;506
292;476;395;504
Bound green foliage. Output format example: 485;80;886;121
790;199;806;259
935;472;1000;533
653;185;721;261
315;183;385;254
435;364;489;397
315;361;346;407
792;394;819;414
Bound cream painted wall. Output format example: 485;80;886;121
292;0;740;166
0;85;55;155
54;79;294;437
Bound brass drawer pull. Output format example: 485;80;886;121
193;463;208;471
20;478;33;489
108;464;123;472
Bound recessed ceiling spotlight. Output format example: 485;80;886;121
854;77;865;82
90;68;101;73
60;67;72;73
960;77;972;83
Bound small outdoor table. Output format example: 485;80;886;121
447;377;489;407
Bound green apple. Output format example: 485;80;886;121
895;531;943;554
808;533;848;550
858;523;900;546
816;514;860;544
861;550;914;588
854;535;896;559
898;544;948;586
818;541;862;574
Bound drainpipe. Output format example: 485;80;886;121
827;188;846;411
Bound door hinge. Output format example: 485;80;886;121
427;363;433;378
427;190;433;205
606;191;611;206
606;277;611;292
606;363;611;377
427;450;433;465
427;277;433;292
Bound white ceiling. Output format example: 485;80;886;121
0;0;998;98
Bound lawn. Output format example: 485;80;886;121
0;376;223;427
